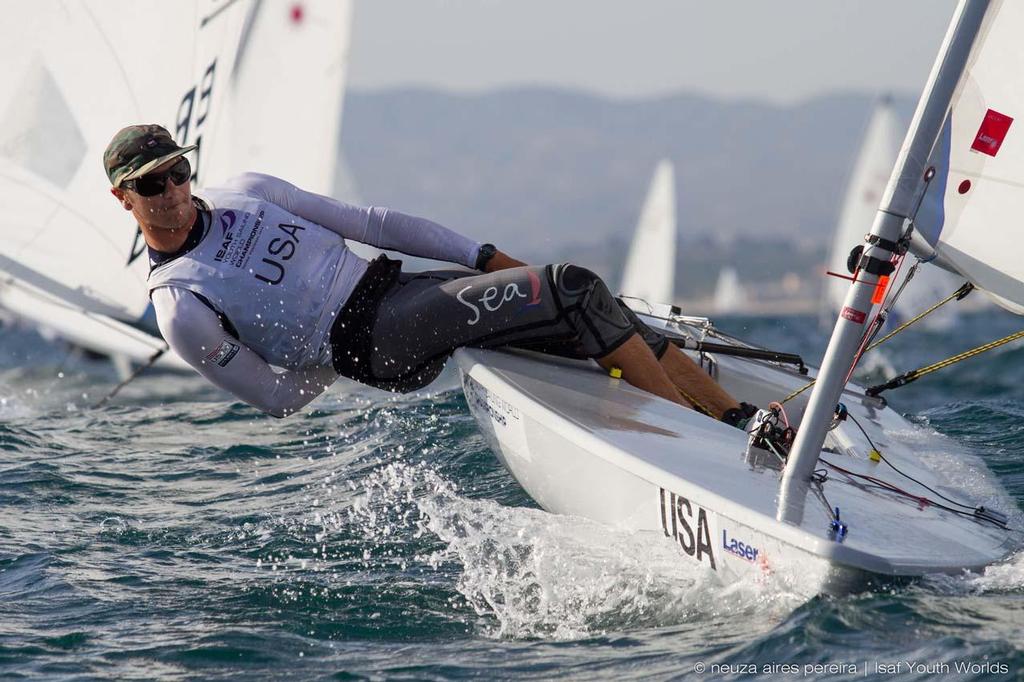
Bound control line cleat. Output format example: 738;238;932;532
721;401;758;429
744;407;796;459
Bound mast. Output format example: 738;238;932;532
778;0;992;524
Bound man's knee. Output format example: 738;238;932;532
549;263;634;356
551;263;615;308
555;263;602;294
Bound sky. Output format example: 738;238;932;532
348;0;960;104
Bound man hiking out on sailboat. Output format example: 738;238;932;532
105;124;753;425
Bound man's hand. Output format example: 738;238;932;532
484;250;527;272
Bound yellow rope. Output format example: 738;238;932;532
894;329;1024;382
780;378;816;405
677;386;716;418
864;285;968;354
779;282;969;405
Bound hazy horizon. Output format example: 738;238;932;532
349;0;959;105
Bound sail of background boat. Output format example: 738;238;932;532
0;1;353;367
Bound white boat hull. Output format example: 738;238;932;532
455;315;1017;597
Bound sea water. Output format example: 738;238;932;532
1;310;1022;680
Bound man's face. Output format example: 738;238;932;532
110;157;193;230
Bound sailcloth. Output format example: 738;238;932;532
619;159;677;304
824;98;961;329
910;0;1024;313
713;267;746;314
823;99;900;324
0;2;353;364
206;1;353;195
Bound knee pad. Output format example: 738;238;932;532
616;299;671;358
549;264;635;357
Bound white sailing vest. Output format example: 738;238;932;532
148;187;369;369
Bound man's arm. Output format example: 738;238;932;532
223;172;481;268
482;250;526;272
153;288;338;418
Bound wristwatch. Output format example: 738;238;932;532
475;243;497;271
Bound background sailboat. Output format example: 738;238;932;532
712;266;747;315
822;96;962;331
619;159;676;306
0;1;353;371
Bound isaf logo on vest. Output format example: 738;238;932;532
213;211;237;263
214;209;264;268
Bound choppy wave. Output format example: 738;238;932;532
2;312;1024;679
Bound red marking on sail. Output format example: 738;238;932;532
871;275;889;305
958;179;972;194
290;3;305;24
971;109;1013;157
841;307;867;324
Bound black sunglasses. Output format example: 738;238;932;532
124;157;191;197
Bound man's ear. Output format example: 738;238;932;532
110;187;132;211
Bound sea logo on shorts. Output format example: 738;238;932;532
457;282;529;325
204;339;239;367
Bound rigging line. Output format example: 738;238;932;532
3;279;171;406
200;0;247;28
93;346;168;409
905;164;937;226
866;328;1024;396
812;479;839;523
1;277;165;352
0;168;150;280
676;386;716;418
779;377;815;405
781;249;910;404
846;240;917;380
820;457;1009;530
847;163;937;375
864;281;973;354
846;413;977;512
779;279;971;405
80;4;142;114
779;161;941;405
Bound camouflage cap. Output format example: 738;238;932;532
103;124;197;188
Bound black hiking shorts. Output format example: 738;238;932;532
330;257;669;392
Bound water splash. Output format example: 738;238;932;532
344;459;801;640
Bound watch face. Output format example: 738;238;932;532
476;244;497;269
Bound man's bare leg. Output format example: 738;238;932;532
597;334;692;408
658;345;741;418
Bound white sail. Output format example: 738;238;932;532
712;267;746;314
823;98;899;322
824;98;962;329
205;1;353;195
0;1;353;365
910;0;1024;312
619;160;676;304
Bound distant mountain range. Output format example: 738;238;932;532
338;87;917;295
